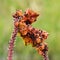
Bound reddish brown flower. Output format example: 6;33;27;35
8;9;49;60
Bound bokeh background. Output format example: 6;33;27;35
0;0;60;60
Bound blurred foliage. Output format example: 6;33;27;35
0;0;60;60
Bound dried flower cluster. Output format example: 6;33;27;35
8;9;49;60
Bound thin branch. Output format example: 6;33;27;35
7;18;18;60
7;27;18;60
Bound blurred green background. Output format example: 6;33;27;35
0;0;60;60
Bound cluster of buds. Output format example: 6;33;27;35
8;9;49;60
13;9;49;58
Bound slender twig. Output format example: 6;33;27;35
7;19;18;60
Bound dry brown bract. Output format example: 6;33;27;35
13;9;49;58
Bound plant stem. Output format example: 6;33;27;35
7;26;18;60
